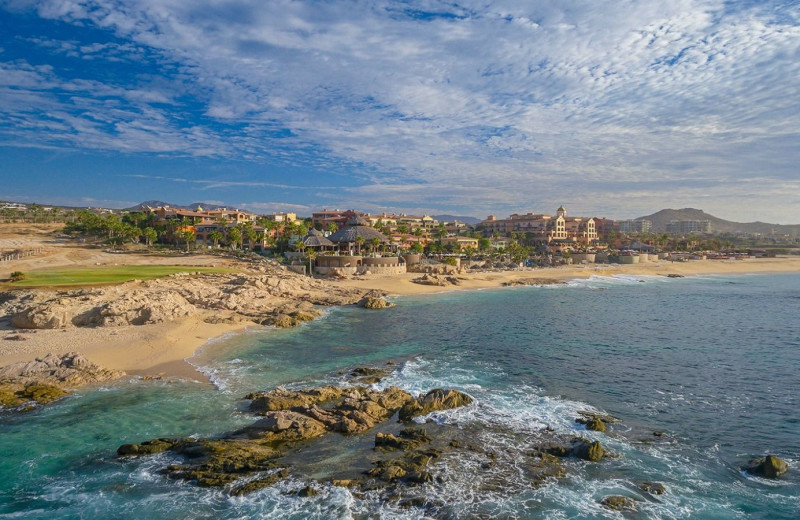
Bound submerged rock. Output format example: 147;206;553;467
745;455;789;478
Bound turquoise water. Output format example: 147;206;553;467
1;273;799;518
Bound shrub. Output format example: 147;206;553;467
9;271;25;282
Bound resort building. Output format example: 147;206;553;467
478;206;598;247
440;236;479;251
618;219;652;233
666;220;712;234
311;209;365;230
263;212;297;223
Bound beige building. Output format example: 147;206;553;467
441;236;479;251
479;206;597;246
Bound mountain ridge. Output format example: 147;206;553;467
636;208;800;235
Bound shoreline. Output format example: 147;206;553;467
2;256;799;381
331;256;800;296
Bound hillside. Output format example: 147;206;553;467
637;208;800;236
433;214;482;226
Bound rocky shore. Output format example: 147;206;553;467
2;268;373;331
0;264;391;408
111;364;690;513
0;351;123;411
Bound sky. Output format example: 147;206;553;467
0;1;799;223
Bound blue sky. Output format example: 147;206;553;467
1;1;798;222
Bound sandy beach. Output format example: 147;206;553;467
333;256;800;295
2;250;799;382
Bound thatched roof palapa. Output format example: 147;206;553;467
327;216;389;244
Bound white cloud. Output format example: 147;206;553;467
1;1;799;221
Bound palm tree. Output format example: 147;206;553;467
370;237;381;255
355;236;365;255
182;230;195;252
227;227;242;250
209;230;223;248
143;227;158;246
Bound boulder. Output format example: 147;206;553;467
359;296;395;309
546;438;604;462
601;496;636;511
399;388;473;421
640;482;666;495
745;455;789;478
247;386;347;413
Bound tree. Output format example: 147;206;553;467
182;230;195;251
227;227;242;250
397;223;409;235
327;222;338;234
143;227;158;246
463;247;476;266
355;236;365;255
410;242;424;254
370;237;381;255
478;237;491;252
208;230;224;248
242;224;258;250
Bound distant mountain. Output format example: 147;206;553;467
128;201;230;211
433;214;482;226
636;208;800;236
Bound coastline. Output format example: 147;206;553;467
0;318;256;383
2;256;799;381
331;256;800;296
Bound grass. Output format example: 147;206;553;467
4;265;235;288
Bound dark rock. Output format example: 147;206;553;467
601;495;636;511
229;468;290;496
745;455;789;478
546;437;604;462
375;429;432;451
297;485;318;497
117;438;184;456
640;481;666;495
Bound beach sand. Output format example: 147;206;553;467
2;255;799;381
332;256;800;295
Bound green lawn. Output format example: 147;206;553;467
5;265;235;288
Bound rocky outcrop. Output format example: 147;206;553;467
545;437;605;462
398;388;474;421
117;384;477;494
576;411;618;432
0;352;123;411
410;273;462;287
246;385;348;413
359;296;395;309
601;496;636;511
640;481;666;495
3;269;374;331
745;455;789;478
502;278;565;287
0;351;123;388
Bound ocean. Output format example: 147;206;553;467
1;272;798;519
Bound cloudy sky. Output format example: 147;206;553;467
1;1;798;222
